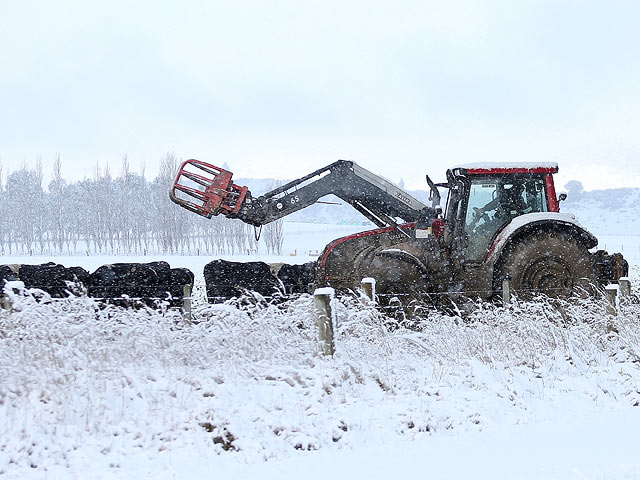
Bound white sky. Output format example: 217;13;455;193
1;0;639;191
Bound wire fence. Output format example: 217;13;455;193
0;281;194;307
1;276;633;313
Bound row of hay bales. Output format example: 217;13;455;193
1;259;317;306
0;261;193;307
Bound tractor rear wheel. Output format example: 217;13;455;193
496;230;596;298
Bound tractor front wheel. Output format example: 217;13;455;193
496;230;596;298
367;254;432;318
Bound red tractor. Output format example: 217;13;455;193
170;159;627;302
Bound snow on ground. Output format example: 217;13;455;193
3;290;640;479
3;222;640;479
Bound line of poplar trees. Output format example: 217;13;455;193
0;153;283;257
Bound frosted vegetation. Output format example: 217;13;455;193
0;155;284;257
2;285;640;477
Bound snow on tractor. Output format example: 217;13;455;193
170;159;628;304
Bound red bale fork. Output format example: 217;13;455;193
169;159;248;219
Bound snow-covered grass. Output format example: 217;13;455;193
2;288;640;479
2;222;640;479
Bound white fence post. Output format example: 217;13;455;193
183;284;192;323
502;276;511;305
361;277;376;304
314;287;335;356
1;281;24;312
605;284;618;316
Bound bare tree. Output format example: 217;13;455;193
264;218;284;255
5;165;41;254
34;157;45;253
263;181;285;255
117;155;133;252
153;152;186;253
49;155;66;253
138;160;151;254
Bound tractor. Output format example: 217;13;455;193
170;159;627;303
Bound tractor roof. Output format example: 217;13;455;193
454;162;559;175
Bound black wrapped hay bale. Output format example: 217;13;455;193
204;259;280;302
203;259;317;302
1;262;89;297
88;261;194;307
275;262;316;295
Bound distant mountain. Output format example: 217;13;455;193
561;184;640;236
236;176;640;235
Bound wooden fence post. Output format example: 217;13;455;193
183;284;192;323
502;275;511;305
619;277;631;297
314;287;335;356
1;281;24;312
361;277;376;304
605;284;618;316
1;293;11;311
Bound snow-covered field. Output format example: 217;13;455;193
2;222;640;479
3;290;640;479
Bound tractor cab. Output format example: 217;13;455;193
440;163;561;263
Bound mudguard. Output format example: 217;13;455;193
485;212;598;267
376;246;429;273
317;223;416;288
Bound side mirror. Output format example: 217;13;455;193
558;192;568;202
425;174;441;207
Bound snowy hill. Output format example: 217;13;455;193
562;185;640;236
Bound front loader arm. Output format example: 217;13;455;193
170;159;429;228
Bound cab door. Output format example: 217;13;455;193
464;180;501;261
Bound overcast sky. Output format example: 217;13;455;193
1;0;639;191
